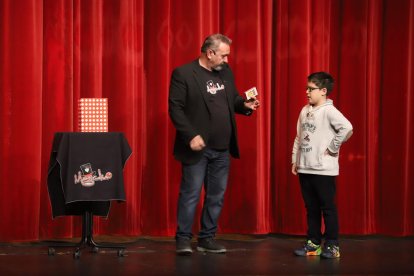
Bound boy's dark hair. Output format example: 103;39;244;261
201;34;232;53
307;72;335;96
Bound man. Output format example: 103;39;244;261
168;33;260;255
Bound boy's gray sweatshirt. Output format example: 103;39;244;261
292;99;353;176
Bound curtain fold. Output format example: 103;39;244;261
0;0;44;241
0;0;413;242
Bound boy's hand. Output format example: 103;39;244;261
291;163;298;175
325;149;338;157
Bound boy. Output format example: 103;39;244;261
291;72;353;259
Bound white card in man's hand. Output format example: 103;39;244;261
244;87;258;100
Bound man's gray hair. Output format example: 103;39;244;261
201;34;232;53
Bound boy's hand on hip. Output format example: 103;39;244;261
325;149;338;157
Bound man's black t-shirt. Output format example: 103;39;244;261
198;65;231;150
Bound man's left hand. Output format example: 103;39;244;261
244;96;260;110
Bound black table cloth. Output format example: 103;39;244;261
47;132;132;218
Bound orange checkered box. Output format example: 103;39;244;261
78;98;108;132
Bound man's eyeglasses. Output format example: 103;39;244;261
306;86;322;92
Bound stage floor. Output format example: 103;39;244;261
1;235;413;275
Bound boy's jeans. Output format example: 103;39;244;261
298;173;339;246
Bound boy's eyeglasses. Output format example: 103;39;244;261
306;86;321;92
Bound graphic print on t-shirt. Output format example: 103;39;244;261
206;80;225;95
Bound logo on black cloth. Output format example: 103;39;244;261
74;163;113;187
206;80;225;95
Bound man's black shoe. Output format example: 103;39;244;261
176;238;193;255
197;238;226;254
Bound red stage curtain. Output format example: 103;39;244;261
0;0;413;242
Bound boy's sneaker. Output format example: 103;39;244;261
294;240;322;256
176;238;193;255
321;244;340;259
197;238;226;254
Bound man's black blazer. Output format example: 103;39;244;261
169;59;252;165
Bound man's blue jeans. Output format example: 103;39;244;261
176;148;230;240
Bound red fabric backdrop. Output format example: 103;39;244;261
0;0;413;242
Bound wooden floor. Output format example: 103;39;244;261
1;235;413;275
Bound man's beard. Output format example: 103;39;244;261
212;62;227;71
